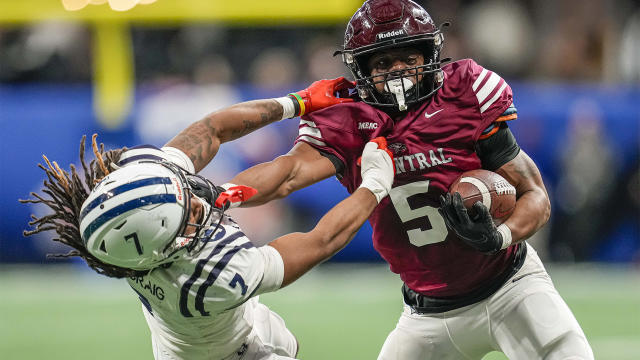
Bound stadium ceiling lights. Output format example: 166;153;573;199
61;0;157;12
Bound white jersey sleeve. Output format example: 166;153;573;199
116;144;195;173
255;245;285;294
200;244;284;313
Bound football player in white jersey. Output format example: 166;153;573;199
22;78;394;360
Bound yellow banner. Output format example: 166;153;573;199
92;22;134;129
0;0;361;24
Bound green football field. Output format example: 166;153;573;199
1;263;639;359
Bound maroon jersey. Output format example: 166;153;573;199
295;59;519;297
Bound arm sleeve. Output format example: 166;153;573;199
475;123;521;171
201;245;284;312
319;151;346;179
254;245;285;294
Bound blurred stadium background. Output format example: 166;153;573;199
0;0;638;359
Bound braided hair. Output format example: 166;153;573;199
20;134;142;279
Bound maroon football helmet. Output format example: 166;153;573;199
335;0;448;111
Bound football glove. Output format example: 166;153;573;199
214;184;258;210
438;192;505;254
287;77;355;116
358;137;395;203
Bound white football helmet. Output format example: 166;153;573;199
79;159;219;270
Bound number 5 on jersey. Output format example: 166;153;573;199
388;181;448;247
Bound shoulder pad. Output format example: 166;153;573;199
117;145;166;167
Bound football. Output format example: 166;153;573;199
449;169;516;225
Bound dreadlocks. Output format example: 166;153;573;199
20;134;140;278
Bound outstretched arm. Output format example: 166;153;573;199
270;187;377;286
164;77;355;173
228;142;337;206
269;138;395;287
165;99;283;173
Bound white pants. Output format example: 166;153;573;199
152;301;298;360
231;301;299;360
378;244;594;360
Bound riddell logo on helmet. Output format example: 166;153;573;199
171;178;183;201
376;29;405;41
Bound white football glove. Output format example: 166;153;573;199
358;137;395;203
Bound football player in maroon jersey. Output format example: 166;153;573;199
181;1;594;358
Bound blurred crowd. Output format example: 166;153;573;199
1;0;638;263
1;0;639;86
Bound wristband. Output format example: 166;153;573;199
497;223;513;250
287;93;305;117
274;97;296;120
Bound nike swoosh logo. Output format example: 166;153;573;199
493;205;515;219
425;109;443;118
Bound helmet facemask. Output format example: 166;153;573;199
339;31;447;111
337;0;450;111
155;160;224;259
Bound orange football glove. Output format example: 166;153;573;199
214;185;258;210
288;77;356;116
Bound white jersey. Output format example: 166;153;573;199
126;215;285;359
116;144;292;359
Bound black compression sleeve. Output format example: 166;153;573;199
318;151;345;180
475;123;521;171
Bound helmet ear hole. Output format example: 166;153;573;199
114;220;127;230
99;241;107;253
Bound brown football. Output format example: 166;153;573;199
449;169;516;225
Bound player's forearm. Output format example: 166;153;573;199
310;187;377;255
228;156;297;206
271;138;394;286
503;187;550;242
271;188;377;287
165;99;283;172
229;143;336;207
497;152;551;242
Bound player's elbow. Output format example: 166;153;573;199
271;155;304;199
200;112;228;142
535;187;551;227
541;194;551;225
307;229;347;260
274;181;297;200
